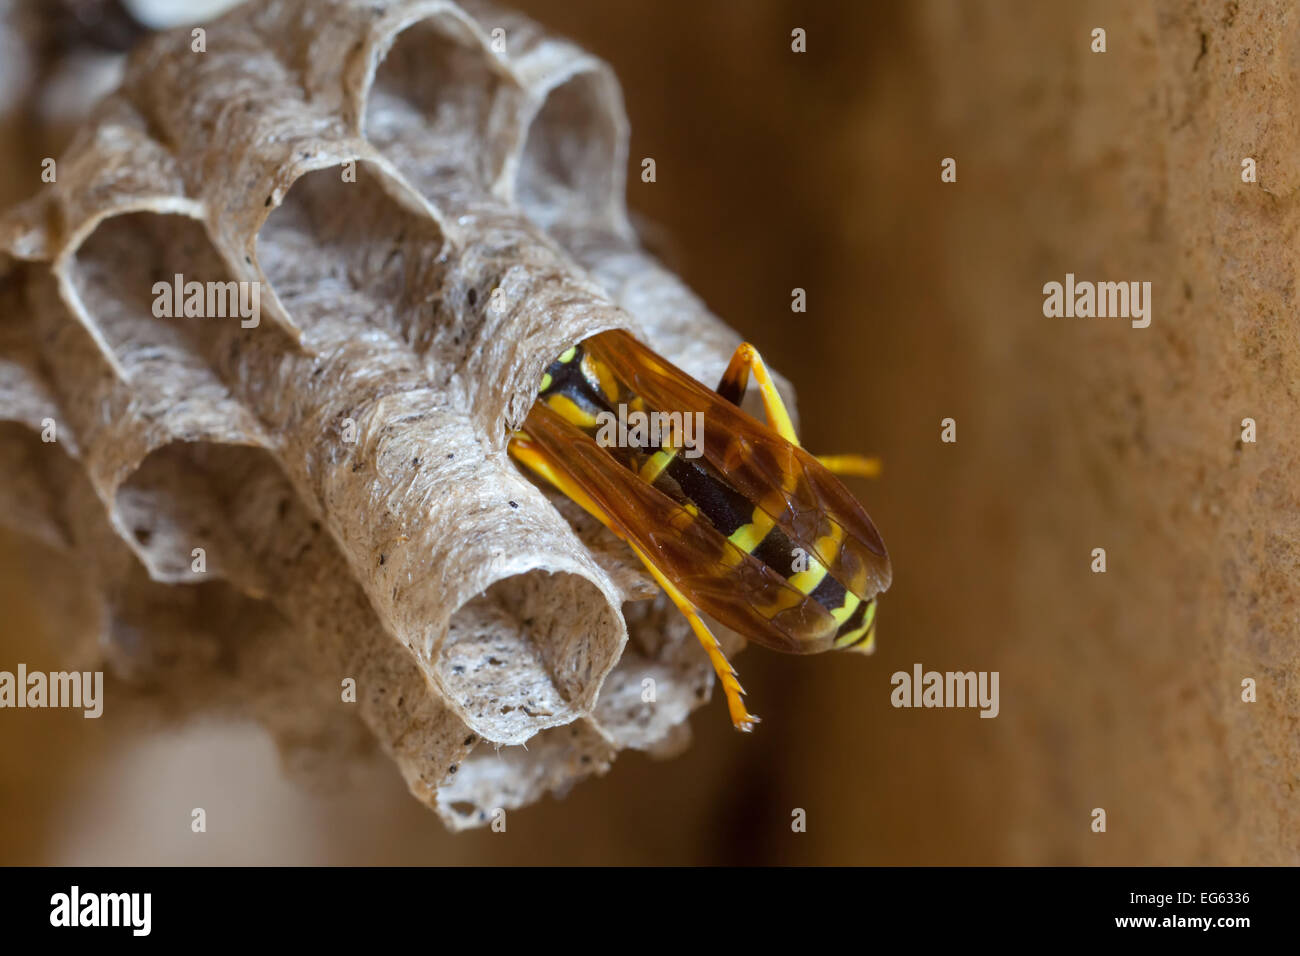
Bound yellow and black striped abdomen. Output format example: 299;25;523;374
532;341;877;654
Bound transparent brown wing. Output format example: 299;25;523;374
583;329;893;602
519;401;842;654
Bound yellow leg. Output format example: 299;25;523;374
716;343;800;445
509;434;611;527
631;548;760;732
716;346;881;479
510;431;759;732
816;454;883;478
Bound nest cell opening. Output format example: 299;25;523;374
438;568;623;744
363;12;518;192
114;440;300;594
68;212;245;374
256;164;449;356
516;70;622;232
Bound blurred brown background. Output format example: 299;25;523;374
2;0;1296;864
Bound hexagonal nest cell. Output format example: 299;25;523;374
0;0;769;827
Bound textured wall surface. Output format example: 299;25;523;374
1;0;1295;864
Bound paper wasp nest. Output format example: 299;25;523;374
0;0;772;828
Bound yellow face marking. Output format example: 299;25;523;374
558;346;577;364
539;371;553;392
581;353;622;404
545;393;598;428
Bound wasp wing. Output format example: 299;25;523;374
519;400;840;654
584;329;893;602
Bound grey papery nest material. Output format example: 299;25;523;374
0;0;793;828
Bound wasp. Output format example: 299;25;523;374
508;329;892;731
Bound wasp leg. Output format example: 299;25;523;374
715;342;800;445
716;347;881;477
511;432;759;732
816;454;882;478
509;433;611;523
630;550;760;732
